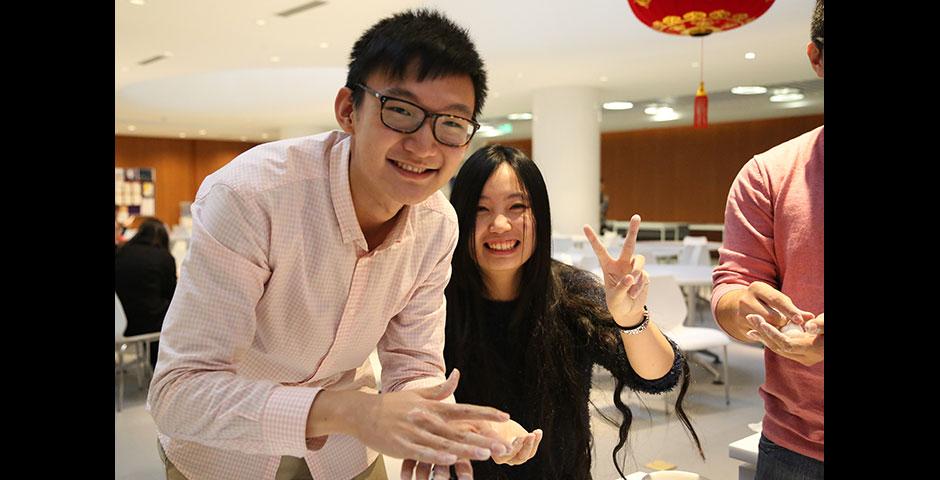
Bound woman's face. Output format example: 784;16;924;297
473;163;536;277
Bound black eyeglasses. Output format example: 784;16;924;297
354;83;480;147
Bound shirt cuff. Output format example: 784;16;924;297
261;385;323;456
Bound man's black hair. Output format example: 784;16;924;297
811;0;824;54
346;9;487;119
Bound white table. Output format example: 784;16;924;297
645;265;714;287
688;223;725;233
621;471;710;480
635;241;722;263
729;432;760;480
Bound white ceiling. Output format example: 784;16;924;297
115;0;823;143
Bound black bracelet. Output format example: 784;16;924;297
617;305;650;335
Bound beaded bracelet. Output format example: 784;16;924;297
617;305;650;335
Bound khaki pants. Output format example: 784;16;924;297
158;439;387;480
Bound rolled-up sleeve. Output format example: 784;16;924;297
376;222;458;394
711;158;780;318
147;183;322;457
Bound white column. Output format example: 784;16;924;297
532;86;601;235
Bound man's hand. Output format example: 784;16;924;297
313;369;512;468
737;282;815;329
804;313;824;335
745;314;824;366
401;419;515;480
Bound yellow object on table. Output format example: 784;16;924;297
645;459;676;470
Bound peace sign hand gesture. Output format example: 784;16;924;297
583;214;649;326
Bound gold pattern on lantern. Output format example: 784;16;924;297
651;10;753;36
634;0;651;8
709;10;731;20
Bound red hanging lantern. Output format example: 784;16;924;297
627;0;776;128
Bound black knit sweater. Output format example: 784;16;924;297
444;263;682;479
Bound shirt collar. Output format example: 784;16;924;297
329;133;414;252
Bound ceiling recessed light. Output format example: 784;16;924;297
516;73;523;79
240;136;248;142
493;92;501;98
320;42;329;49
121;66;130;73
127;125;137;132
198;129;207;136
162;51;174;57
652;111;680;122
599;76;608;82
771;87;801;95
644;104;673;115
270;56;280;63
691;62;699;68
507;112;533;121
770;93;805;103
262;133;270;139
731;86;768;95
130;0;145;5
603;102;634;111
477;123;513;138
778;100;811;109
179;132;187;138
744;52;756;60
256;19;267;26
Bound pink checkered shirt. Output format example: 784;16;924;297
147;130;458;479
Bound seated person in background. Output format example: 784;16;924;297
115;205;124;254
433;145;703;479
115;217;176;369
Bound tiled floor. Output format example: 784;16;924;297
116;309;766;480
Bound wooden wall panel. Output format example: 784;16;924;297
192;140;256;198
117;114;821;228
486;114;823;224
115;136;195;227
115;136;258;226
601;115;823;223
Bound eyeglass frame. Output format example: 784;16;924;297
352;83;480;147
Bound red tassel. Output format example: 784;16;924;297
694;82;708;128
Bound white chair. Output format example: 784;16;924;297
115;293;161;411
646;275;731;406
677;236;713;324
553;251;577;266
551;235;575;256
571;235;589;253
678;236;710;266
601;230;620;249
577;251;600;271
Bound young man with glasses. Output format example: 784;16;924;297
711;1;824;478
148;9;511;480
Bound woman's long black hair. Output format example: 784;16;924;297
445;145;703;478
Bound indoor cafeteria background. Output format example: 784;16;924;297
116;1;823;479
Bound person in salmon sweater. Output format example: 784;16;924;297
711;1;824;479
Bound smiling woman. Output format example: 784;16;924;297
444;145;704;479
